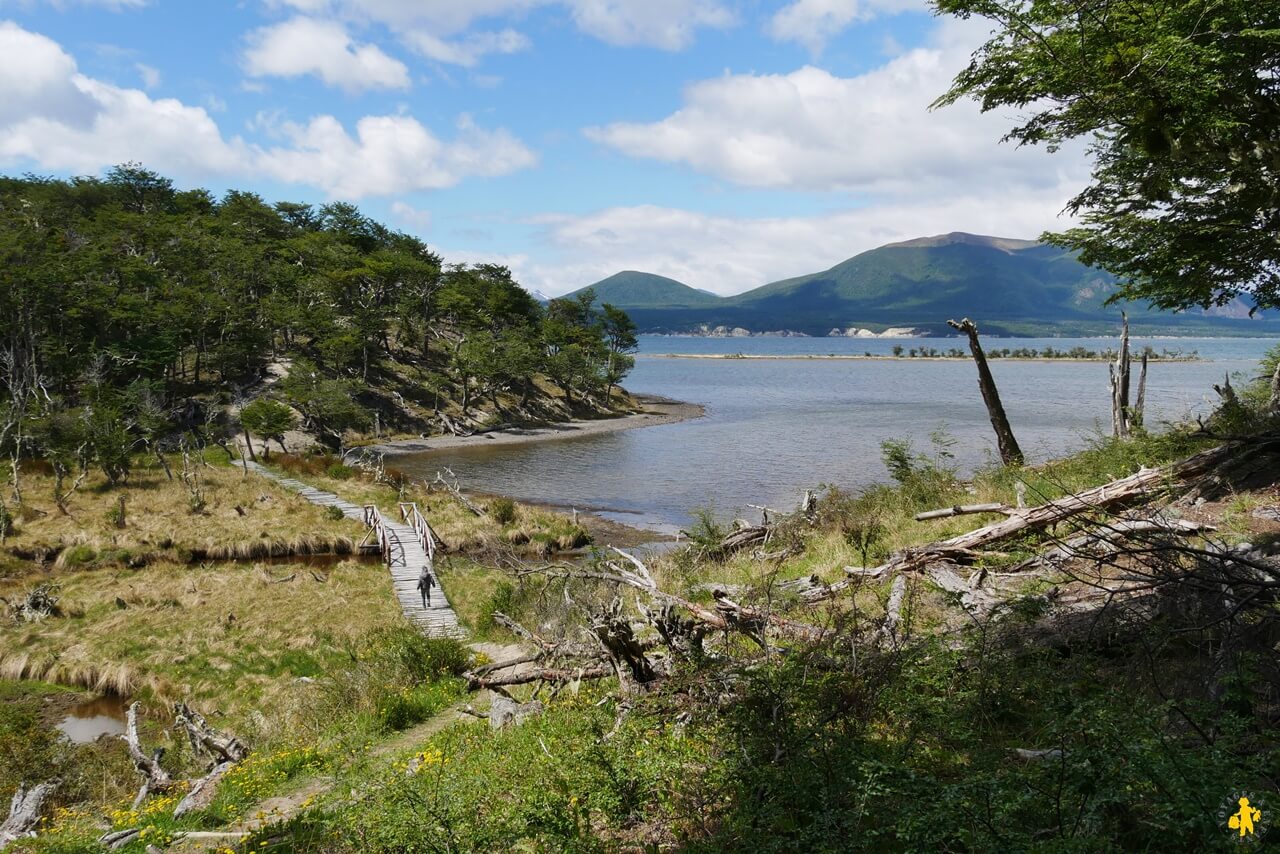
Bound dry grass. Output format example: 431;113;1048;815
1;455;363;577
0;555;404;728
268;457;590;558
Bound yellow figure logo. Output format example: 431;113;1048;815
1229;797;1262;838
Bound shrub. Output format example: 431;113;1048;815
325;463;355;480
489;497;516;525
62;545;98;566
324;505;346;522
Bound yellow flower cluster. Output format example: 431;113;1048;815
222;746;325;814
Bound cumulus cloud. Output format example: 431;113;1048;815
587;20;1084;195
767;0;919;54
243;16;410;92
390;200;433;230
488;188;1083;297
270;0;733;51
0;21;535;197
403;28;529;67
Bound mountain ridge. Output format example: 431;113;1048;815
565;233;1276;336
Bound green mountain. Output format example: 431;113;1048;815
572;271;722;309
568;233;1277;336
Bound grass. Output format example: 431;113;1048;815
0;556;405;729
265;454;591;557
0;453;363;580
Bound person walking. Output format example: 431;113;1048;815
417;569;436;608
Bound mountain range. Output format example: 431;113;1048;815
565;233;1275;337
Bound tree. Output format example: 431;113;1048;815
239;398;298;459
933;0;1280;312
601;304;638;401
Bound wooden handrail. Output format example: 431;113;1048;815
398;502;441;565
363;504;406;567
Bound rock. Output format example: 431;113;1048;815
489;696;544;729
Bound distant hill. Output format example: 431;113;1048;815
564;233;1278;337
569;271;721;309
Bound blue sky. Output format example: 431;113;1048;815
0;0;1088;295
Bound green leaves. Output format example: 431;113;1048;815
934;0;1280;311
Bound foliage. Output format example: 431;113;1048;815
488;496;516;525
0;167;636;459
934;0;1280;313
239;398;297;458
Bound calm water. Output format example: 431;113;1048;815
393;336;1277;533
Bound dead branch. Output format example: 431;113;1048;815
432;467;485;516
915;503;1013;521
591;598;660;693
466;665;612;690
122;703;175;809
1;781;58;850
877;575;908;645
810;443;1234;602
948;317;1023;465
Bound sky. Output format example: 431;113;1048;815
0;0;1091;297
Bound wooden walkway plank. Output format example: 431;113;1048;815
245;461;466;639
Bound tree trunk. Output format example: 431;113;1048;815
948;318;1023;465
1109;312;1132;437
241;427;257;462
1270;361;1280;414
1132;350;1149;430
1;781;58;850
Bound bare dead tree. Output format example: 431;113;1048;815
948;318;1023;465
1;781;59;851
1109;312;1133;438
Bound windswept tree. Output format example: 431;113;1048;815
600;303;638;401
239;398;298;459
933;0;1280;312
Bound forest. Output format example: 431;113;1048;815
0;165;637;482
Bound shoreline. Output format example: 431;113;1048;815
638;353;1199;363
365;394;705;456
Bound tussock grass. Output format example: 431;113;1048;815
2;455;363;577
0;556;404;728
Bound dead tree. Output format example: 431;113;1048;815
948;318;1023;465
432;468;486;516
119;702;248;817
591;598;660;693
1270;362;1280;414
1110;313;1133;438
1;781;58;851
1132;349;1149;430
122;703;176;809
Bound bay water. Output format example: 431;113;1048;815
391;336;1276;533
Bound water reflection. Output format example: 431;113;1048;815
57;695;128;744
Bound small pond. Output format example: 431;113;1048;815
56;694;128;744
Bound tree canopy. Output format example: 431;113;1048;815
933;0;1280;312
0;165;635;472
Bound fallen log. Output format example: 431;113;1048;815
432;467;485;516
466;665;612;690
809;443;1234;601
1;781;58;850
915;503;1012;521
122;703;176;809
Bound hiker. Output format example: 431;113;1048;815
417;569;436;608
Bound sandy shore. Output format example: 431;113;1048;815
365;394;704;456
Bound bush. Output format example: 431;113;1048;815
62;545;98;566
489;497;516;525
325;463;355;480
324;505;346;522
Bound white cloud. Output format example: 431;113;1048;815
270;0;732;50
243;17;410;92
767;0;918;54
588;20;1083;195
255;113;537;197
134;61;159;88
390;200;433;230
486;188;1083;297
403;28;529;67
0;21;535;197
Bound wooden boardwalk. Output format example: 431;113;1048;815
245;461;465;639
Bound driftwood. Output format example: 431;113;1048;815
1;781;58;850
437;412;474;437
948;318;1023;465
591;598;660;693
173;701;250;817
915;503;1012;521
122;703;175;809
1012;517;1215;571
432;468;485;516
877;575;908;645
810;443;1234;601
466;664;612;690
